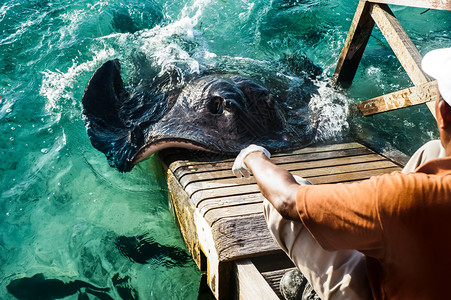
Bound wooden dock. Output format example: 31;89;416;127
155;1;451;297
160;142;405;299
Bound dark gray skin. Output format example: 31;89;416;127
82;60;315;172
6;273;111;300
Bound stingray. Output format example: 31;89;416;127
81;59;316;172
6;273;112;300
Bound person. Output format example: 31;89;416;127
232;47;451;299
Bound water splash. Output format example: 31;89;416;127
40;48;118;115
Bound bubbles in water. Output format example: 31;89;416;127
309;80;350;141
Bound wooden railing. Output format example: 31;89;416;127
332;0;450;117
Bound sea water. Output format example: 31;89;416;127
0;0;450;299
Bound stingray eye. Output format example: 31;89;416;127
207;96;224;114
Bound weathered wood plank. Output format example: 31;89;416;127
304;166;400;184
175;147;375;181
194;210;233;300
164;142;405;299
188;158;396;198
167;169;206;269
210;213;281;261
332;1;375;87
191;165;401;209
181;153;388;189
365;0;451;11
197;166;401;225
189;160;399;203
204;203;265;225
273;142;366;155
166;142;367;175
192;184;261;205
357;80;438;115
198;193;265;216
234;259;280;300
369;4;431;85
368;3;436;116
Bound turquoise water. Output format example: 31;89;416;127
1;0;450;299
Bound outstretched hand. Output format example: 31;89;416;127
232;145;271;178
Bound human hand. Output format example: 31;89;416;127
232;145;271;178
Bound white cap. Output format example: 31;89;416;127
422;47;451;106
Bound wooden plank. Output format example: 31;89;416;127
234;259;280;300
365;0;451;11
272;142;366;155
175;147;374;181
204;203;265;225
304;166;400;184
180;153;387;189
357;80;438;115
210;214;281;261
167;168;204;269
197;165;400;224
191;165;400;208
368;3;436;116
332;1;375;87
198;193;265;215
369;4;431;85
189;160;399;203
194;210;233;300
192;185;261;205
167;142;367;177
185;157;394;197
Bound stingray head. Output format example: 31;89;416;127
82;60;284;172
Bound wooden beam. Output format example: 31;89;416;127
368;3;436;116
357;80;438;115
369;4;432;85
234;259;280;300
365;0;451;11
332;1;375;87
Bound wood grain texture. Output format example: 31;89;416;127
182;153;390;190
167;143;367;178
163;142;404;299
210;213;281;261
234;259;280;300
357;81;438;115
365;0;451;10
369;4;431;85
167;169;203;268
369;3;437;116
332;1;375;87
187;159;399;204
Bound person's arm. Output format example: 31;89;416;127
244;151;301;221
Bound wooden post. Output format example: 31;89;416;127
365;0;451;11
368;4;432;85
333;0;449;117
356;80;438;115
368;3;436;115
332;1;375;87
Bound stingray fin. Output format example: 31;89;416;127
82;59;126;127
81;60;141;172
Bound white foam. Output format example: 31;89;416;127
309;80;350;140
40;48;117;114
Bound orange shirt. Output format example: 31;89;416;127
296;157;451;299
